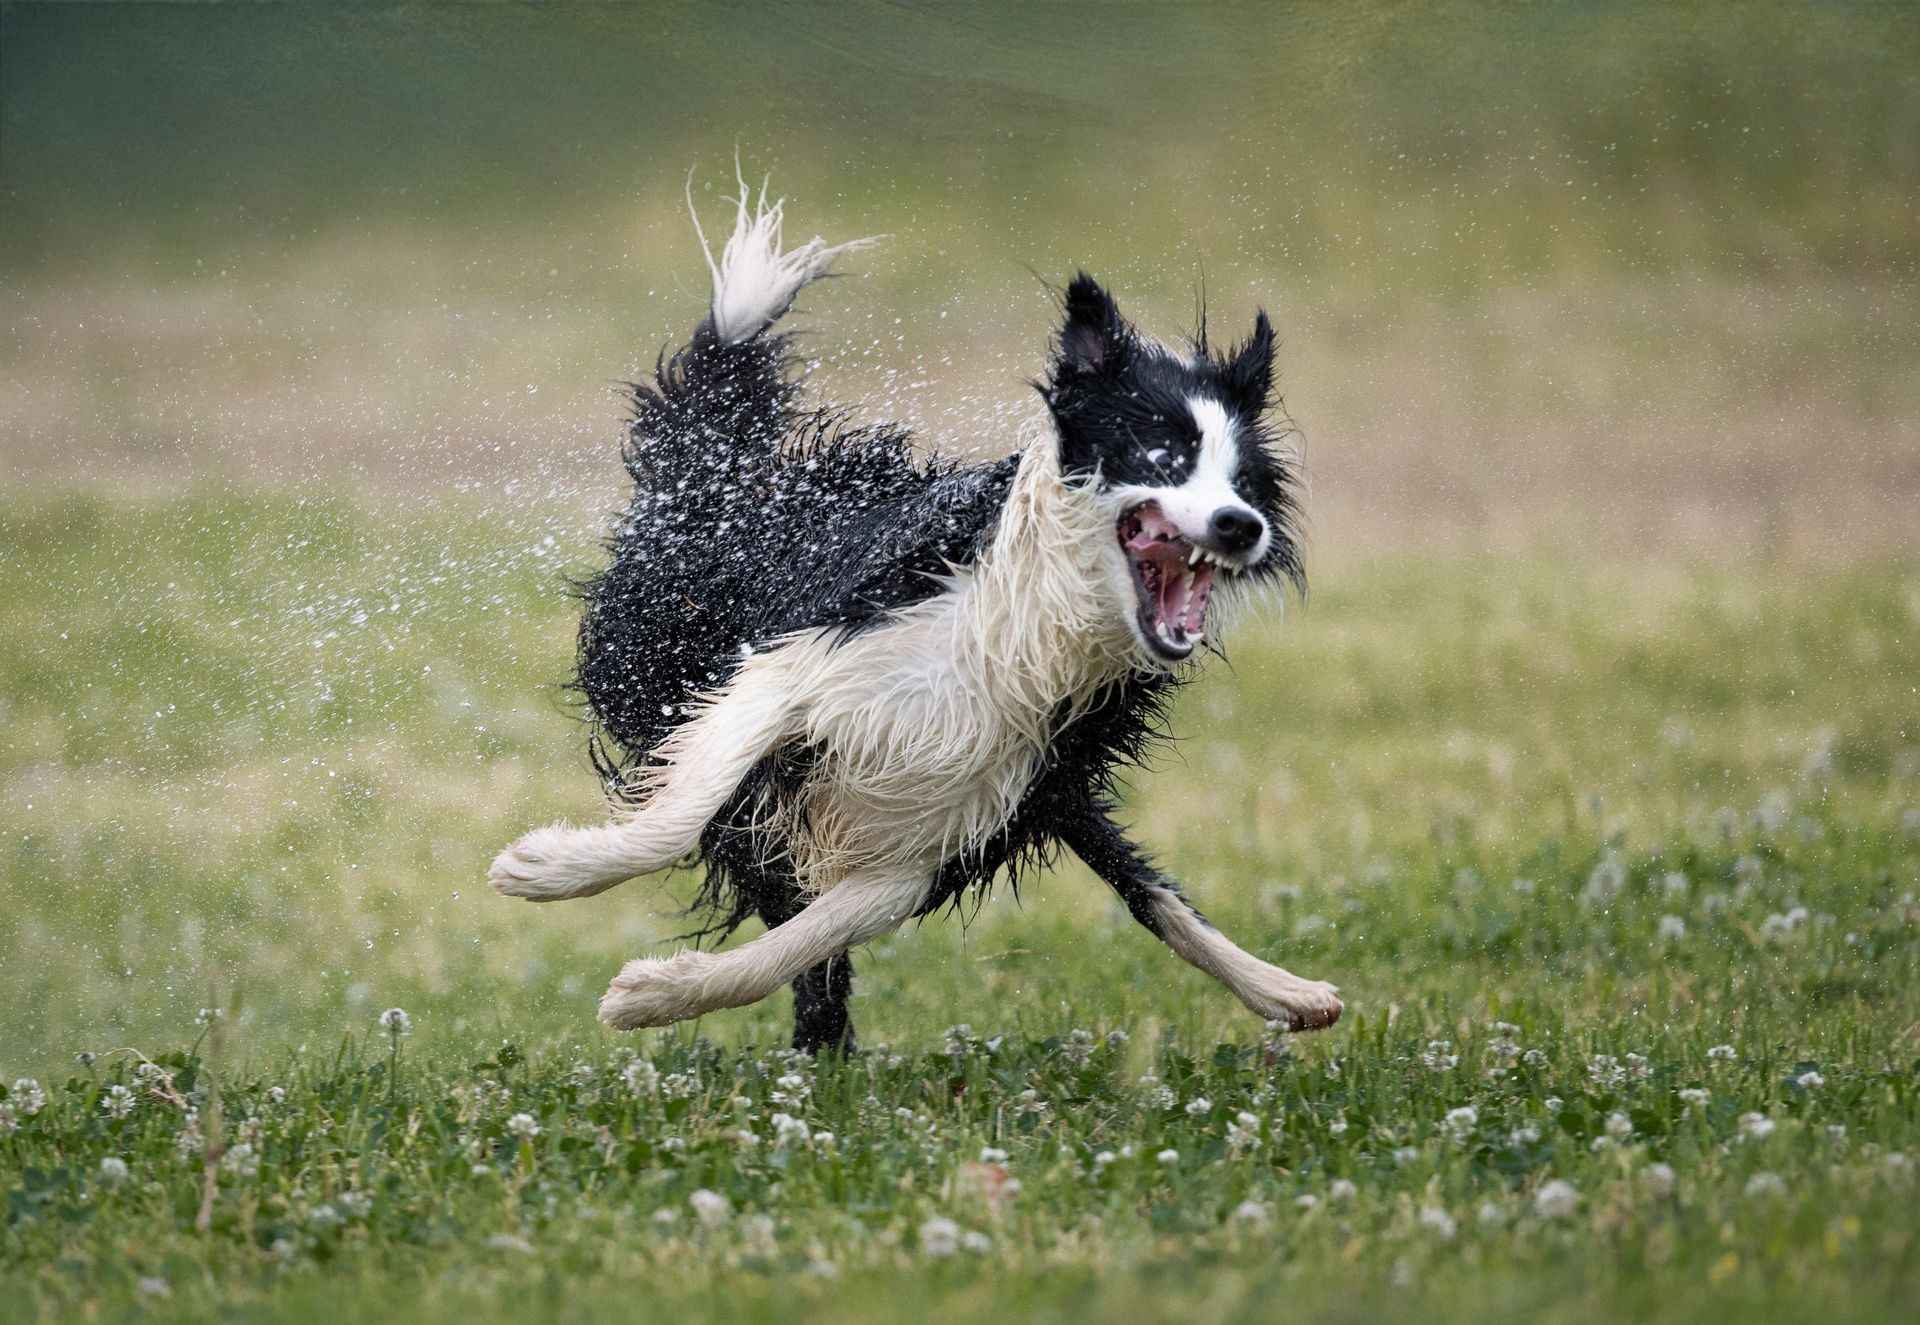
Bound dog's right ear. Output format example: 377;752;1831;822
1055;274;1132;379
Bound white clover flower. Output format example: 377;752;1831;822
1543;1097;1564;1113
743;1213;779;1258
1534;1179;1580;1220
1231;1200;1270;1225
136;1277;170;1299
1328;1178;1359;1202
1587;1055;1627;1089
0;1103;16;1135
1745;1171;1786;1198
1418;1205;1458;1239
1884;1152;1912;1178
1294;1193;1320;1211
101;1085;135;1120
1184;1096;1213;1117
1442;1106;1478;1142
1106;1029;1130;1049
1606;1111;1634;1140
1738;1113;1776;1141
98;1156;130;1185
1156;1148;1180;1164
1060;1028;1097;1068
487;1232;535;1253
1827;1125;1848;1143
1392;1146;1421;1167
221;1143;260;1179
1660;871;1690;898
1227;1111;1263;1156
340;1189;373;1218
622;1059;660;1095
1708;1044;1737;1062
1138;1075;1177;1111
770;1071;811;1108
979;1146;1009;1164
769;1113;811;1148
1092;1149;1117;1169
688;1188;730;1225
1583;853;1628;904
11;1079;47;1116
1327;1117;1349;1137
1420;1040;1459;1072
1658;915;1687;942
961;1230;993;1254
195;1008;224;1027
1796;1071;1825;1090
567;1063;596;1086
377;1007;411;1036
804;1259;839;1278
1679;1087;1710;1111
1478;1200;1506;1226
919;1216;960;1256
1641;1162;1677;1197
505;1112;541;1140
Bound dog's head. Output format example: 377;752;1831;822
1041;275;1302;666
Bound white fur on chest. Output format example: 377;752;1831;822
707;439;1142;890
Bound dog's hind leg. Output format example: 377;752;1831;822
756;882;858;1055
1062;809;1342;1032
597;865;928;1031
489;681;797;903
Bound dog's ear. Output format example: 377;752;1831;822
1056;274;1132;378
1222;310;1275;415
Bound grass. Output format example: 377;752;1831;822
1;491;1917;1322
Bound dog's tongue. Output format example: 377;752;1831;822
1159;558;1214;634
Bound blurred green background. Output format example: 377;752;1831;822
5;1;1916;549
1;0;1917;1065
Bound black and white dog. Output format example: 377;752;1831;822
490;182;1341;1052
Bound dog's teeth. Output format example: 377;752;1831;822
1187;545;1203;566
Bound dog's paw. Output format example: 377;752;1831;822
597;952;716;1030
1237;970;1343;1032
488;827;605;902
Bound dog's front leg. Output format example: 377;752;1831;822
1062;809;1342;1031
489;678;797;903
597;864;932;1030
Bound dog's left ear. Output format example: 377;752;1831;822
1222;311;1275;415
1055;273;1133;379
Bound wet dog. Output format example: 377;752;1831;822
490;179;1340;1051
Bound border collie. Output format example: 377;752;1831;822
490;179;1341;1052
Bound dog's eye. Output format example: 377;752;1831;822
1146;448;1170;468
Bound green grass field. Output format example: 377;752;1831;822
2;494;1915;1322
4;2;1918;1319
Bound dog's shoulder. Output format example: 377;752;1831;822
768;449;1022;638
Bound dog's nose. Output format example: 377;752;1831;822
1207;507;1265;555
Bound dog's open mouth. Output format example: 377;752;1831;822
1119;502;1217;661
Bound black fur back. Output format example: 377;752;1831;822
574;322;1019;790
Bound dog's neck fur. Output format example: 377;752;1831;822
954;434;1142;709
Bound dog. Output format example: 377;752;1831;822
489;178;1341;1052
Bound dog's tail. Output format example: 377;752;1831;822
622;173;880;482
